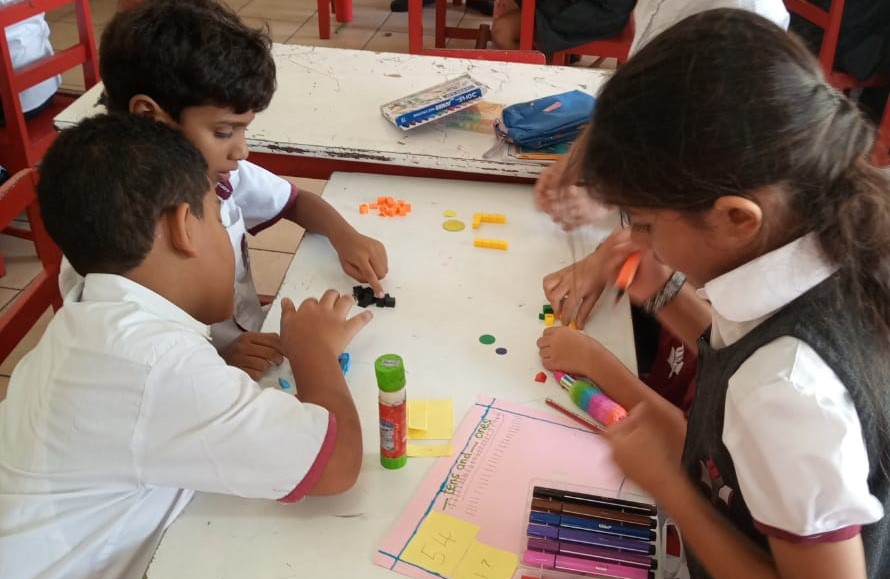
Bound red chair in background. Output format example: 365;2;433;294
408;0;546;63
0;168;62;366
517;1;634;66
0;0;99;176
783;0;890;164
317;0;353;40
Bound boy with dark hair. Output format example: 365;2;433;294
0;114;370;579
82;0;388;379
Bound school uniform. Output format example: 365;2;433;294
630;0;790;55
0;1;60;114
211;160;298;348
683;233;888;578
0;274;335;579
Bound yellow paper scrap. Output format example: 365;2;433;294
407;400;429;431
453;540;519;579
407;442;454;457
408;399;453;440
401;511;480;577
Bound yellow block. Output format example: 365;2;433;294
480;213;506;224
544;313;554;327
473;238;508;251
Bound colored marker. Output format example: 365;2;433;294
534;486;658;517
523;550;654;579
545;397;605;434
526;537;657;569
531;496;655;528
614;251;641;304
527;523;655;555
529;511;655;540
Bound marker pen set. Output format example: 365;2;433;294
522;486;659;579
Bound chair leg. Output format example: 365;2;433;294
334;0;352;23
435;0;447;48
475;23;491;49
318;0;331;39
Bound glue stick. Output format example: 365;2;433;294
376;354;407;469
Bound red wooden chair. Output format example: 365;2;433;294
783;0;890;163
0;0;99;175
317;0;353;40
517;0;634;66
0;168;62;365
408;0;546;63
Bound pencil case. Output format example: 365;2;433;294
380;74;486;130
493;90;595;150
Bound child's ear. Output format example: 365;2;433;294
129;95;175;125
163;203;199;258
711;195;763;246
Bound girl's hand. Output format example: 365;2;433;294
332;231;389;297
537;327;618;379
543;229;640;326
606;402;687;499
279;293;373;363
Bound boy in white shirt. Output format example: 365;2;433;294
70;0;389;380
0;113;370;579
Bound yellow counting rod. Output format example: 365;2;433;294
472;213;507;229
473;238;509;251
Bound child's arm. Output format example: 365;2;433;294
279;293;372;495
608;404;867;579
285;187;388;297
537;327;683;420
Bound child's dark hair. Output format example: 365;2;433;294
37;114;210;275
579;8;890;465
100;0;276;120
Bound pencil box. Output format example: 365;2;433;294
380;74;486;130
493;90;595;150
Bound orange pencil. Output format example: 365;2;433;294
614;252;641;304
545;397;605;434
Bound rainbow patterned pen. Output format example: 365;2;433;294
552;371;627;426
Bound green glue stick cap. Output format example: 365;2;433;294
375;354;405;392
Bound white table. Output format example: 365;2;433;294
144;173;636;578
54;45;610;181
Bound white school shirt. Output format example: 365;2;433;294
630;0;790;55
696;233;884;540
0;274;334;579
211;159;298;349
0;1;60;113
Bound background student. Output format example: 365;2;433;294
67;0;389;379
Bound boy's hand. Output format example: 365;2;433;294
219;332;284;380
280;292;373;362
537;326;615;378
332;231;389;297
606;402;687;497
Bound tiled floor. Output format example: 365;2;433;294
1;0;595;401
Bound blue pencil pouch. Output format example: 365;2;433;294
494;90;595;150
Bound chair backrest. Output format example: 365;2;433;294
0;0;99;173
0;167;62;365
783;0;845;74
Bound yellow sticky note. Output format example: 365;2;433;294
407;400;429;431
401;511;480;577
407;443;454;457
453;540;519;579
408;399;453;440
